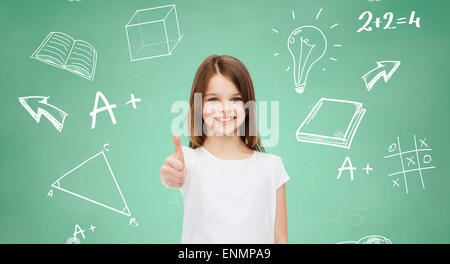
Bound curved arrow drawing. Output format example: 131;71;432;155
18;96;68;132
362;61;400;91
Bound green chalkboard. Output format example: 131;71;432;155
1;0;449;244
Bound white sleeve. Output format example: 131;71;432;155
275;156;290;190
178;145;194;193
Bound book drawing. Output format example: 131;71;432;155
31;32;97;81
296;98;366;149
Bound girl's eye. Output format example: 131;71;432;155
231;97;242;102
208;97;218;102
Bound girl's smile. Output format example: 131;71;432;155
214;115;237;125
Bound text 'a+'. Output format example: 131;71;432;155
90;92;142;129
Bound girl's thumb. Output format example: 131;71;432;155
172;134;185;163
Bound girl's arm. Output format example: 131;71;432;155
274;184;288;243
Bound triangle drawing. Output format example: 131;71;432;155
51;151;131;217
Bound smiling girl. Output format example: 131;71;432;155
160;55;289;244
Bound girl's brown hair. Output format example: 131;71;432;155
187;55;265;152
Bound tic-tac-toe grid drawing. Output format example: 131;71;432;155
384;134;435;194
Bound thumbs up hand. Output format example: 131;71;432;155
160;134;186;189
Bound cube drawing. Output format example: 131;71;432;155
125;4;182;61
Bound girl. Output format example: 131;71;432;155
160;55;289;244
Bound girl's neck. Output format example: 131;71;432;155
202;135;253;160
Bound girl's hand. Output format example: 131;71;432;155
160;134;186;188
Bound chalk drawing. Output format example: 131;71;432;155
125;93;142;109
90;91;117;129
103;143;110;152
351;208;368;226
31;32;96;81
384;134;435;194
66;236;81;244
336;158;374;181
272;8;341;94
338;235;392;244
50;149;132;218
337;157;357;181
362;164;374;175
73;224;86;240
296;98;366;149
287;25;327;94
126;4;183;61
129;217;139;227
18;96;68;132
357;11;420;32
362;61;400;91
68;224;96;244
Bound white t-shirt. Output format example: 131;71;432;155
161;145;290;244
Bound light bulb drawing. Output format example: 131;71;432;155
287;26;327;94
272;8;341;94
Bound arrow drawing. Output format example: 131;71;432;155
18;96;68;132
361;61;400;91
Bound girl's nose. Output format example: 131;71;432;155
220;101;234;114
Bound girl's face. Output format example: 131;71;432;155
202;74;246;136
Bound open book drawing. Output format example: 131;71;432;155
296;98;366;149
31;32;97;81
